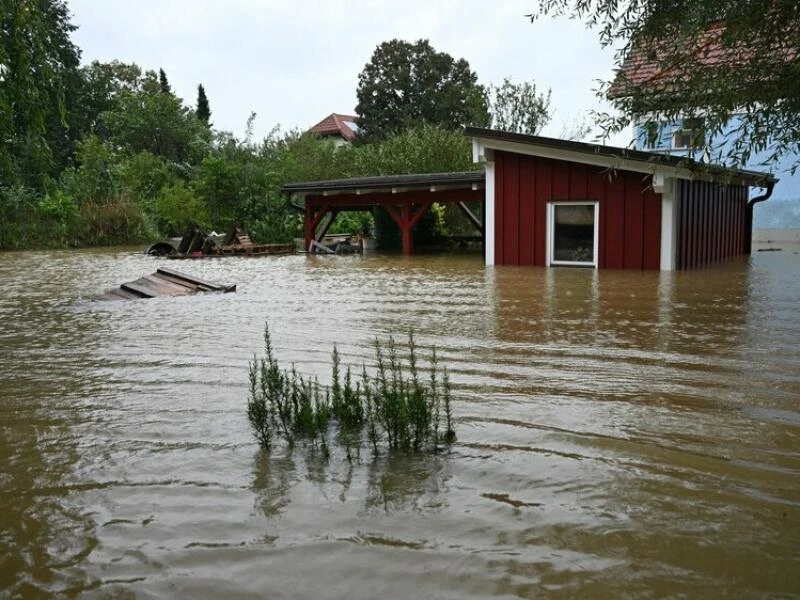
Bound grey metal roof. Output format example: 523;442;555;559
465;127;777;187
282;171;485;196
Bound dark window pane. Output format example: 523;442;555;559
553;205;594;263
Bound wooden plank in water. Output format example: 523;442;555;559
150;271;203;290
122;276;190;298
156;267;227;291
120;280;157;298
99;267;235;301
141;274;195;295
98;288;143;301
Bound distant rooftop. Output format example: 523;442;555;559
308;113;360;143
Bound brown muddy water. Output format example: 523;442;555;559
1;246;799;599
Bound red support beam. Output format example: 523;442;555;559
408;199;434;229
304;199;333;251
301;187;484;256
304;203;314;251
382;203;404;228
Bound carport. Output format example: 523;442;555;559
282;172;485;255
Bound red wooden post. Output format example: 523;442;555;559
402;199;413;256
304;202;314;251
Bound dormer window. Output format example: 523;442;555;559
673;117;705;149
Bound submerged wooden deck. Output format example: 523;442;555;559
98;267;236;301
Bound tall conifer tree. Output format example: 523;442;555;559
196;84;211;126
158;68;171;94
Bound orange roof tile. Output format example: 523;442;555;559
308;113;360;142
610;21;796;98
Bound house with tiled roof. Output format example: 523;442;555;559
307;113;360;146
612;21;799;229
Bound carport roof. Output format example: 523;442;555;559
282;171;485;197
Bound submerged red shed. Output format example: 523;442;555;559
467;127;776;270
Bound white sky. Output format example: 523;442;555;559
66;0;630;145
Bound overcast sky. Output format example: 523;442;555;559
66;0;629;144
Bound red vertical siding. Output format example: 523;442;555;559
493;151;663;270
604;174;626;269
642;188;662;269
569;165;589;198
495;153;505;264
503;153;520;265
533;158;550;266
623;176;644;269
675;180;750;269
486;151;775;271
519;156;536;265
588;175;607;268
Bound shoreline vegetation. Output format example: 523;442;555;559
247;323;456;460
1;121;477;252
4;4;553;253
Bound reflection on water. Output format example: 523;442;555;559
0;246;798;598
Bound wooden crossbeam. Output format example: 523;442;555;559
457;200;484;235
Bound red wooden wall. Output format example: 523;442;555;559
675;180;749;270
494;151;662;269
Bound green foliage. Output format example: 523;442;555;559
349;124;475;175
247;323;457;457
196;84;211;126
74;197;150;247
487;77;552;135
37;189;79;244
61;135;120;205
158;68;171;94
530;0;800;170
0;0;82;188
0;25;478;251
154;181;209;236
355;39;490;141
327;211;374;236
117;151;175;207
100;89;210;164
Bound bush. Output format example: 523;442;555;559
74;196;151;246
247;323;456;458
153;181;209;237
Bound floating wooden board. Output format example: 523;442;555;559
98;267;235;301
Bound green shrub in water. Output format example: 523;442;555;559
247;323;456;456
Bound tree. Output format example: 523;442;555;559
530;0;800;170
75;60;145;136
196;84;211;126
158;68;171;94
0;0;82;188
487;78;552;135
355;39;490;141
99;88;209;164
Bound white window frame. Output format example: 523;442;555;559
546;201;599;268
672;117;706;150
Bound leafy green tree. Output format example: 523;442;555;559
61;135;120;205
355;39;490;141
196;84;211;126
0;0;82;188
530;0;800;169
487;78;552;135
349;124;475;176
154;181;209;235
99;89;210;164
76;61;145;134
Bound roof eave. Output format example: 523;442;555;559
465;127;776;188
281;171;486;198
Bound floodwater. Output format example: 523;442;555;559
1;246;798;599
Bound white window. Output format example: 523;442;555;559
673;117;705;149
546;202;599;268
